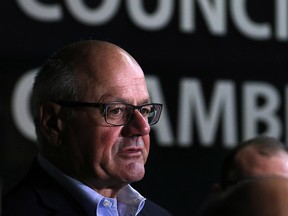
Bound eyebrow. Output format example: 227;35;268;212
99;95;151;105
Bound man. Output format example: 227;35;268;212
201;136;288;215
201;176;288;216
219;135;288;190
2;40;172;216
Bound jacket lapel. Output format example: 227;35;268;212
28;160;88;216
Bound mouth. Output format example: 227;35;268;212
118;147;143;159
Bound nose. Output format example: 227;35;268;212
122;110;150;136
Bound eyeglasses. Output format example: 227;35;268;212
52;100;163;126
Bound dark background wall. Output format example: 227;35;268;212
2;0;288;215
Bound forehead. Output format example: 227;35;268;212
97;76;149;102
235;147;288;175
79;44;149;102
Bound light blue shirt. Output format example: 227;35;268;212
38;154;146;216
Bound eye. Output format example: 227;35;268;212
106;104;126;118
140;105;152;117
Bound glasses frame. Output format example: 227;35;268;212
52;100;163;126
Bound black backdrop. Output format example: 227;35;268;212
2;1;288;215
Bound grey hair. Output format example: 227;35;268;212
31;40;103;144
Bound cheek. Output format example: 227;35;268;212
144;135;150;150
91;127;122;156
143;135;150;159
65;122;107;157
70;127;120;173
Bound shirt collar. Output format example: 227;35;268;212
37;154;145;216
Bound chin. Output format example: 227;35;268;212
124;162;145;182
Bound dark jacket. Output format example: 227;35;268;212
2;160;172;216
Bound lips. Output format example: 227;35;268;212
118;147;143;158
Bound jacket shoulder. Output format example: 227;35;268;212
1;159;86;216
140;199;173;216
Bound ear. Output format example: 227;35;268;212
40;101;64;147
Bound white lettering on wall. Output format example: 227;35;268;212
242;82;282;140
11;69;37;141
15;0;62;21
180;0;227;35
11;69;285;148
127;0;174;30
15;0;288;41
276;0;288;41
231;0;271;40
177;79;237;147
146;75;174;146
66;0;120;25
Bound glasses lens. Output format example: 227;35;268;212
147;104;162;125
105;103;133;126
104;103;162;126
